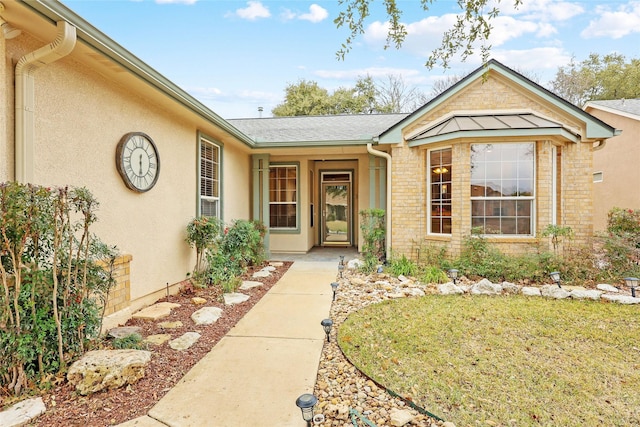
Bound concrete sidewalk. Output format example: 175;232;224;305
118;260;337;427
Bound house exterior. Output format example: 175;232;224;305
1;1;618;327
584;99;640;231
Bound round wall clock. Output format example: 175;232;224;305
115;132;160;193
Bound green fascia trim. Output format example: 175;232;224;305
21;0;256;149
380;59;618;143
408;127;579;147
253;139;374;148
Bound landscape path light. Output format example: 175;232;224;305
339;255;345;265
330;281;339;301
448;268;459;285
321;318;333;342
295;393;318;427
338;263;345;278
549;271;561;288
624;277;639;298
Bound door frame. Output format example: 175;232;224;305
320;170;353;247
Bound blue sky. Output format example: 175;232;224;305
60;0;640;119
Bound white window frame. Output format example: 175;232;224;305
269;163;299;231
199;135;221;218
470;142;536;237
427;147;453;236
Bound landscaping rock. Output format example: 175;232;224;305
521;286;542;296
252;270;271;278
132;302;181;321
169;332;201;350
108;326;142;339
390;408;415;426
191;306;223;325
501;281;521;294
144;334;172;346
347;258;364;269
224;292;250;305
350;277;368;286
269;261;284;267
191;297;207;305
601;294;640;304
0;397;46;427
67;349;152;395
471;279;502;295
571;289;603;300
597;284;619;293
240;280;263;290
404;287;425;297
541;285;571;299
438;282;464;295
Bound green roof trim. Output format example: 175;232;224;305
408;127;579;147
379;59;618;144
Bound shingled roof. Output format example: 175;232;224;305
228;114;408;145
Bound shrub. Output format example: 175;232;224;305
0;183;117;396
112;333;146;350
202;219;266;293
360;209;385;262
388;253;417;277
186;216;222;274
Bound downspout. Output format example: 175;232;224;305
15;21;76;183
367;142;392;259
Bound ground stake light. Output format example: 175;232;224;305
295;393;318;427
321;318;333;342
330;281;339;301
550;271;561;288
448;268;459;285
624;277;639;298
338;263;345;279
339;255;345;265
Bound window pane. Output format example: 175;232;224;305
269;165;298;229
200;139;220;218
470;142;534;235
428;148;452;234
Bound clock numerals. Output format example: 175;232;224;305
116;132;160;193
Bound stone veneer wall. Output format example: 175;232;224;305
389;74;593;259
101;254;132;316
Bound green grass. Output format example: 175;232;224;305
326;220;348;233
339;295;640;426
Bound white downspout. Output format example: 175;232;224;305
367;142;392;259
15;21;76;183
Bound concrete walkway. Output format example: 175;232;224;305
117;259;339;427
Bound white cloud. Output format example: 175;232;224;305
491;47;573;82
233;1;271;21
313;67;430;87
281;4;329;23
299;4;329;23
581;1;640;39
486;16;541;46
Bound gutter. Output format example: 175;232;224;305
15;20;76;183
367;142;392;259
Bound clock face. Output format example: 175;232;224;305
116;132;160;192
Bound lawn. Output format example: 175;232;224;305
338;295;640;426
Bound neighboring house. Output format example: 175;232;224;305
584;99;640;231
1;1;618;327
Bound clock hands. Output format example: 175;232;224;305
139;153;143;176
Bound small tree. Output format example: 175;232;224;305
359;209;386;271
186;216;222;275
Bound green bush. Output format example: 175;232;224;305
360;209;385;262
112;333;146;350
202;219;266;293
388;253;417;277
0;182;117;396
186;216;222;275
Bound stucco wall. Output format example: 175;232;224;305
4;32;251;311
589;109;640;231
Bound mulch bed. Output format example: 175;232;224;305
28;261;292;427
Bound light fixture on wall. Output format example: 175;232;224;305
0;4;21;40
433;167;449;174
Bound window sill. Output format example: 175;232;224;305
425;235;452;241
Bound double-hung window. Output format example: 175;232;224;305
269;164;298;229
470;143;534;235
200;136;221;218
428;148;452;234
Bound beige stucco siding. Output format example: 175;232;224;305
589;109;640;231
3;31;252;309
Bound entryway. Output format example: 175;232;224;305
321;171;352;246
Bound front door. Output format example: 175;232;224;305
321;172;352;246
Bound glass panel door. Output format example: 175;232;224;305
322;181;351;245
